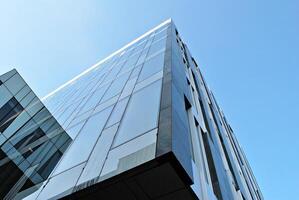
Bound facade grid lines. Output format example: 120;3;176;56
0;19;263;200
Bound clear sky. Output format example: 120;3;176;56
0;1;298;199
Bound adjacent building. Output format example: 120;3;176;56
0;70;72;200
1;19;263;200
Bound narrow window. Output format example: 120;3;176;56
192;57;198;67
191;70;200;94
184;96;195;162
195;120;210;183
201;130;223;200
198;98;211;139
218;134;240;190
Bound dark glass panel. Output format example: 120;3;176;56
14;128;46;159
0;149;24;199
0;98;19;121
201;130;223;200
0;97;24;133
37;151;62;179
19;178;35;192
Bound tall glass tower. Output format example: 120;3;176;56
1;19;263;200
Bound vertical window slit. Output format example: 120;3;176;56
201;130;223;200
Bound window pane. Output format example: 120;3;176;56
0;69;16;83
68;109;92;128
134;71;163;93
138;52;164;82
4;73;26;95
113;80;162;147
136;50;148;66
0;97;24;133
102;62;123;83
101;72;130;102
77;123;119;185
119;77;137;100
79;84;110;114
15;85;31;102
120;53;140;73
26;97;43;117
0;85;12;108
147;37;166;57
53;106;113;175
37;164;84;200
65;122;85;139
55;103;77;126
92;95;118;115
106;97;129;127
129;65;142;79
20;92;35;108
101;129;157;177
153;28;168;42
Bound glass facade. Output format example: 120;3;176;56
1;19;263;200
0;70;72;200
162;22;263;200
24;21;170;200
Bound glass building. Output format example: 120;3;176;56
1;19;263;200
0;70;72;200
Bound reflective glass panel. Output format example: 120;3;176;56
79;84;110;114
106;97;129;127
102;62;123;83
113;80;162;147
101;72;130;102
119;77;137;100
77;123;119;185
147;37;166;57
101;129;157;176
37;164;84;200
138;52;164;82
4;73;26;95
52;106;113;175
0;85;12;108
65;122;85;139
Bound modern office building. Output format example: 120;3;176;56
1;19;263;200
0;70;72;200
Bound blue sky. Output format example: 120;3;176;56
0;0;298;199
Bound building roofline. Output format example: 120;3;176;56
42;18;172;101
